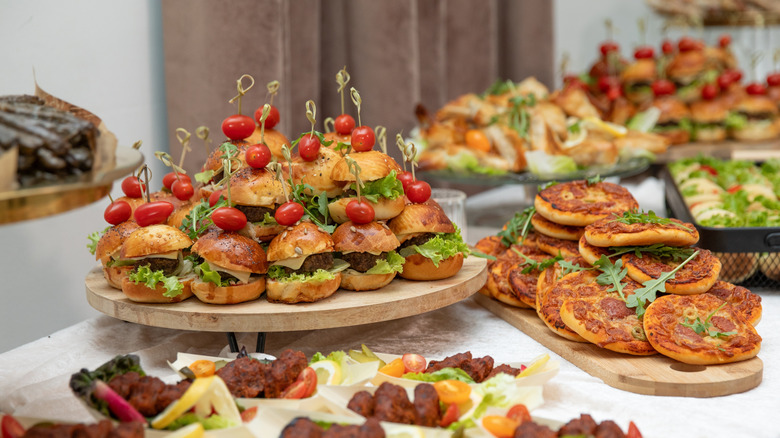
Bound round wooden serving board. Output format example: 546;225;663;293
86;257;487;333
474;294;763;398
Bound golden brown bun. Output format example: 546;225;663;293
340;270;396;291
103;265;134;290
399;252;463;280
690;99;728;123
621;59;656;83
731;118;780;141
657;128;692;145
292;146;346;197
666;50;706;81
267;222;334;262
734;95;779;115
332;221;400;253
241;222;287;242
695;125;727;142
191;230;268;274
202;140;251;173
388;201;456;241
96;221;141;263
167;201;196;229
266;273;341;303
120;225;193;259
323;131;351;145
329;196;406;223
121;277;194;303
330;151;402;182
653;96;691;123
191;277;266;304
229;166;289;207
245;127;290;159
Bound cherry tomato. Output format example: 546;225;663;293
661;39;674;55
245;143;272;169
240;406;258;423
162;172;191;190
747;82;767;95
606;86;622;101
433;380;471;404
768;73;780;87
299;134;321;162
719;34;732;48
188;360;216;378
401;353;426;373
700;165;718;176
439;403;460;428
297;367;317;398
599;41;619;56
729;69;743;83
274;201;304;226
397;171;414;191
171;179;194;201
351;126;375;152
334;114;356;135
597;75;620;93
212;206;248;231
717;73;734;90
465;129;491;152
651;79;675;97
405;180;431;204
563;76;587;91
222;114;255;140
104;200;132;225
255;105;280;129
727;185;742;194
633;46;654;60
280;380;308;399
482;415;519;438
208;189;224;207
627;421;643;438
701;83;719;100
378;358;405;378
1;415;25;438
134;201;174;227
121;176;145;198
346;199;375;224
506;404;531;424
678;36;701;52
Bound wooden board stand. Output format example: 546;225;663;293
475;294;763;398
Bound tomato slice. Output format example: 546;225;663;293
482;415;519;438
401;353;426;374
378;358;405;378
2;415;26;438
439;403;460;428
627;421;643;438
699;165;718;176
188;360;216;378
727;185;742;194
240;406;258;423
298;367;317;398
433;380;472;405
506;404;531;424
280;380;307;399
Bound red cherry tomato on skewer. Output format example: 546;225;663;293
701;83;719;100
406;180;431;204
163;172;191;191
597;75;620;93
661;40;674;55
397;171;414;191
171;179;194;201
717;74;734;90
599;41;619;56
351;126;375;152
212;206;247;231
633;46;654;60
104;200;132;225
275;201;304;226
678;36;702;52
768;73;780;87
298;134;321;161
651;79;676;97
208;190;224;207
245;143;272;169
746;82;767;96
134;201;174;227
719;34;732;48
121;176;145;198
255;105;280;130
606;86;622;101
334;114;356;135
222;114;255;140
346;199;375;224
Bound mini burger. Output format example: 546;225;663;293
197;140;251;199
328;151;406;223
228;166;289;241
190;228;268;304
690;97;729;141
246;126;290;160
119;224;195;303
666;50;709;103
332;221;405;291
93;220;140;289
389;200;469;280
727;95;780;141
292;143;344;198
650;95;692;145
265;221;348;303
621;59;656;105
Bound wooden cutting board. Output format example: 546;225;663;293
474;294;763;398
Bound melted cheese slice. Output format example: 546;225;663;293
209;261;252;284
126;250;179;260
271;255;309;271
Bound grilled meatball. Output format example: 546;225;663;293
486;363;523;380
513;421;557;438
281;418;323;438
558;414;598;436
373;382;416;425
426;352;472;373
413;383;440;427
595;420;627;438
263;349;308;398
347;390;376;418
215;356;266;398
461;356;495;383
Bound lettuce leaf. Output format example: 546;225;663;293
448;373;532;430
725;112;747;130
254;212;278;227
267;259;349;283
364;250;405;275
401;367;475;383
128;265;184;297
166;413;237;431
349;171;404;203
525;150;577;176
399;226;470;267
86;227;109;255
310;350;347;367
196;261;230;287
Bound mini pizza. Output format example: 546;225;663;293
506;247;553;308
584;213;699;247
714;252;759;284
536;255;591;310
530;212;585;241
536;270;606;343
621;249;721;295
578;234;611;265
535;233;580;258
558;275;657;356
534;180;639;226
706;281;762;326
474;235;509;258
643;293;762;365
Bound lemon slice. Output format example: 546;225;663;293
202;375;241;425
582;117;628;138
563;119;587;149
516;353;550;378
310;359;342;385
152;376;215;429
164;422;205;438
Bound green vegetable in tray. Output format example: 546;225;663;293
69;355;147;422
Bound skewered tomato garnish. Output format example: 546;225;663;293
746;82;767;96
701;83;719;100
134;201;174;227
397;171;414;191
222;114;255;140
121;176;145;198
346;199;375;224
599;41;619;56
405;180;431;204
433;380;471;404
298;134;321;162
104;200;132;225
163;172;191;190
651;79;675;97
633;46;654;59
171;179;194;201
275;201;304;226
351;126;375;152
661;40;674;55
334;114;356;135
208;190;224;207
255;105;280;129
719;34;731;48
245;144;271;169
212;207;247;231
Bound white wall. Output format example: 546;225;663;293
0;0;167;352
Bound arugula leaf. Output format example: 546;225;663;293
128;265;184;297
496;206;535;247
586;174;603;185
511;248;563;274
364;250;405;275
609;210;693;232
398;226;470;267
180;197;228;240
348;170;404;203
626;250;700;317
558;259;593;277
594;255;628;300
681;302;737;339
86;227;109;255
607;244;696;262
292;183;335;233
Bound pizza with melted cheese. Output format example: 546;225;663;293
584;214;699;247
534;181;639;226
530;212;585;241
535;233;580;258
706;280;762;326
622;249;721;295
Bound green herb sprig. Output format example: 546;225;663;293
681;302;737;339
496;206;535;247
626;250;700;317
607;244;697;262
593;255;628;300
511;248;563;274
558;259;594;278
609;210;693;232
